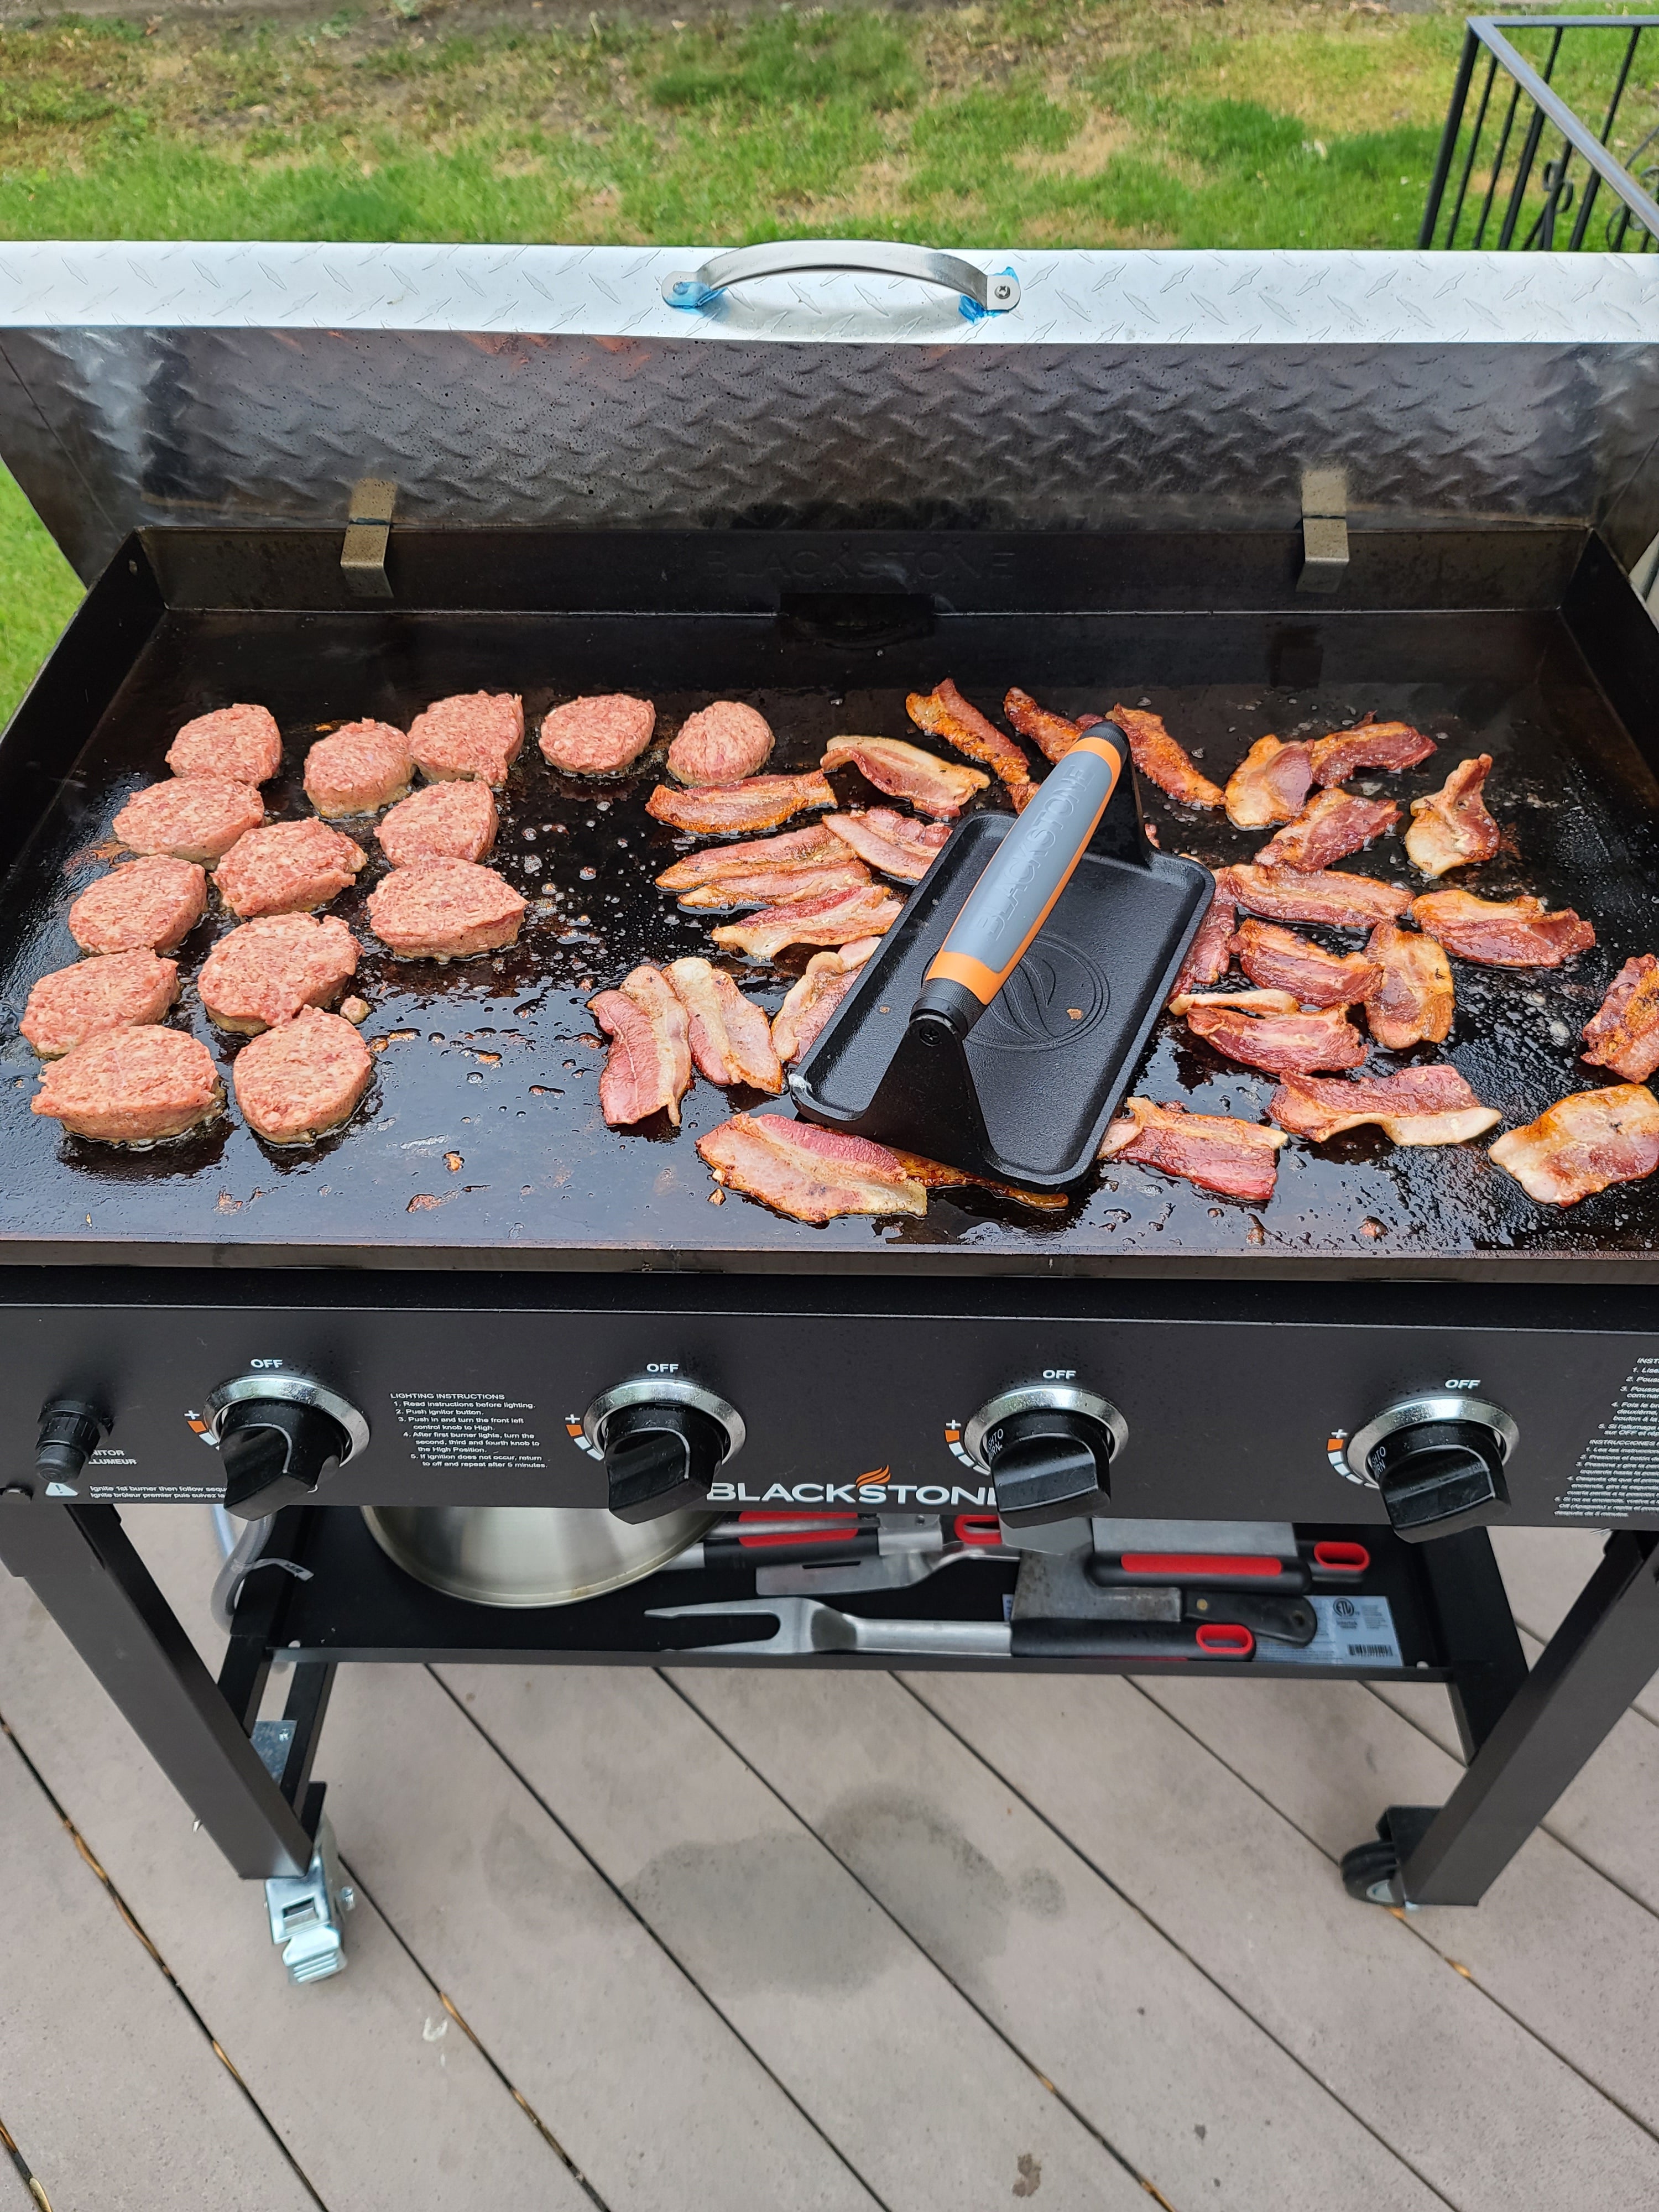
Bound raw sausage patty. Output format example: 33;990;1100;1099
539;695;655;776
199;915;361;1034
114;778;265;864
304;721;414;817
233;1006;372;1144
409;692;524;786
214;820;367;917
367;860;527;961
667;701;774;786
68;857;208;955
376;780;499;868
21;951;180;1057
166;703;284;785
33;1025;222;1145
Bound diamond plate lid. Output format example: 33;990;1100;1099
1;241;1656;578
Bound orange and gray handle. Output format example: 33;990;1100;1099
911;726;1125;1039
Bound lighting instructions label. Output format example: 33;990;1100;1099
1259;1595;1403;1670
1557;1358;1659;1520
392;1393;547;1473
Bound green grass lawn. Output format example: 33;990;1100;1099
1;0;1653;719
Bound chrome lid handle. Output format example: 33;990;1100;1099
661;240;1019;320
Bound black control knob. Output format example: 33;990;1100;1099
219;1398;352;1519
603;1402;729;1524
35;1398;107;1489
1366;1419;1510;1543
980;1405;1118;1527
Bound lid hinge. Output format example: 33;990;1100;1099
341;477;395;598
1298;466;1349;595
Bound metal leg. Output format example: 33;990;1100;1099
0;1493;314;1880
1346;1531;1659;1907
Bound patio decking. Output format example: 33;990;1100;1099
3;1510;1657;2212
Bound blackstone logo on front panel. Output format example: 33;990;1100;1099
707;1464;997;1509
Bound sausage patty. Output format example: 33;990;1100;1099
166;703;284;785
68;857;208;955
539;695;655;776
376;780;499;868
667;701;774;786
199;915;361;1034
214;820;367;917
21;951;180;1057
409;692;524;786
113;778;265;864
33;1025;223;1145
366;860;527;961
233;1006;373;1144
304;721;414;817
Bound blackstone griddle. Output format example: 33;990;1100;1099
3;241;1659;1979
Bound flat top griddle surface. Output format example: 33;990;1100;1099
3;598;1658;1277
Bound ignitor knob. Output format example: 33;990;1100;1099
583;1380;745;1526
1345;1394;1519;1544
964;1386;1127;1528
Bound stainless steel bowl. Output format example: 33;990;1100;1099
361;1504;716;1608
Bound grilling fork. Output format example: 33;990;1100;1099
645;1596;1010;1657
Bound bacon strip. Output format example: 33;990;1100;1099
1362;920;1454;1049
675;860;873;911
821;737;990;818
1219;865;1411;930
771;938;880;1065
712;881;903;960
664;957;783;1092
1167;875;1237;1004
646;773;836;836
1184;998;1366;1074
1254;790;1400;872
1004;687;1086;767
1108;704;1225;810
1230;920;1381;1009
907;681;1036;810
1224;737;1314;829
1269;1067;1499;1146
887;1151;1069;1211
589;964;693;1126
824;808;950;883
655;825;844;889
1099;1099;1287;1203
1170;988;1299;1016
1405;755;1501;878
1411;889;1594;967
1582;954;1659;1082
1490;1083;1659;1206
697;1114;927;1223
1308;718;1436;786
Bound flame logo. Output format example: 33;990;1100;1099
855;1466;890;1489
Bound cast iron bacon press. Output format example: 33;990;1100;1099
790;724;1212;1191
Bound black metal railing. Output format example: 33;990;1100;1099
1422;15;1659;250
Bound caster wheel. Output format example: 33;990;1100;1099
1341;1837;1401;1905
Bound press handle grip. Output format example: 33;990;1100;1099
661;241;1019;317
912;729;1125;1040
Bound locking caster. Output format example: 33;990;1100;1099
264;1814;354;1984
1340;1806;1437;1907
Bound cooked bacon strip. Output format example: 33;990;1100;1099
1106;703;1225;810
1224;737;1315;828
1254;790;1400;872
1166;881;1237;1006
655;825;844;889
675;860;873;911
1582;954;1659;1082
589;964;692;1126
665;957;782;1092
1405;755;1501;878
771;938;881;1065
1100;1099;1287;1203
1004;687;1084;766
697;1114;927;1223
887;1151;1070;1210
1362;920;1454;1050
712;881;903;961
1170;987;1300;1016
1308;718;1436;786
1230;920;1381;1009
821;737;990;818
1411;888;1594;967
1490;1083;1659;1207
646;773;835;837
1269;1067;1499;1146
824;808;950;883
1219;865;1411;931
907;681;1036;810
1184;998;1366;1074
